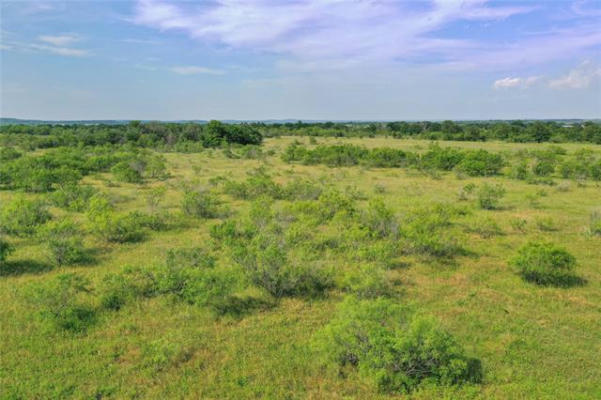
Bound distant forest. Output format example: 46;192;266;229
1;120;600;151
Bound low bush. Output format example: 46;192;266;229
181;188;223;218
511;241;579;286
0;237;13;264
455;150;504;176
340;265;392;299
315;297;482;393
39;220;89;266
466;216;503;238
100;266;159;310
111;160;143;183
51;184;98;212
402;206;462;258
361;198;399;239
28;273;96;332
477;183;506;210
87;197;145;243
0;196;52;237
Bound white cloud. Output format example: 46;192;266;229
30;43;89;57
549;60;601;89
170;66;224;75
493;76;541;89
38;34;79;46
132;0;538;70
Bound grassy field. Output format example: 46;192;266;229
1;136;601;399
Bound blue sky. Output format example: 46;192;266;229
1;0;600;120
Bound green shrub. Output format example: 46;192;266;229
51;184;97;212
466;216;503;238
509;217;527;233
0;237;13;263
0;196;51;237
28;273;96;332
534;216;557;231
361;198;399;239
165;247;216;269
532;159;555;177
477;183;505;210
0;147;22;161
315;298;482;393
456;150;504;176
511;242;579;286
87;198;145;243
181;188;222;218
341;265;392;299
39;220;89;266
111;160;143;183
402;206;462;258
100;266;160;310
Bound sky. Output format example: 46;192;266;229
1;0;600;121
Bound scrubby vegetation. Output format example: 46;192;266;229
1;128;600;399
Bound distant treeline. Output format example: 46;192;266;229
0;120;262;151
260;120;601;143
1;120;601;149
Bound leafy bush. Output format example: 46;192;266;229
39;220;89;266
477;183;505;210
111;160;143;183
315;298;482;393
181;188;222;218
51;183;97;211
100;266;159;310
466;216;503;238
361;198;399;239
165;247;216;269
511;241;579;286
402;205;462;258
456;150;504;176
87;197;145;242
28;273;96;332
340;265;392;299
0;196;51;237
0;237;13;264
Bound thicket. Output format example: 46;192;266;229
0;196;51;237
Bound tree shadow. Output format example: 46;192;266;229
0;260;54;277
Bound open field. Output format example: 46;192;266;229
1;136;601;399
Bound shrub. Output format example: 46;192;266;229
0;147;22;161
509;217;527;233
511;241;578;286
402;206;461;258
39;220;88;266
111;160;143;183
532;159;555;177
456;150;504;176
0;237;13;264
165;247;216;269
181;188;222;218
477;183;505;210
28;273;96;332
87;198;145;243
315;298;482;393
361;198;399;239
100;266;160;310
466;216;503;238
535;216;557;231
341;265;392;299
51;183;97;211
0;196;51;237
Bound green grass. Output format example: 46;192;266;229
1;137;601;399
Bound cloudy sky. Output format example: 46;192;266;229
1;0;600;120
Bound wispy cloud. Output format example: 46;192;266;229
38;34;80;46
132;0;542;71
549;60;601;89
493;76;541;89
170;66;224;75
30;43;89;57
